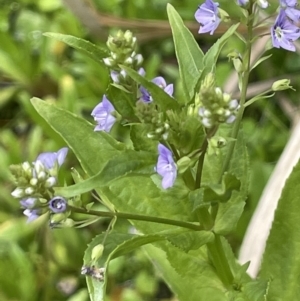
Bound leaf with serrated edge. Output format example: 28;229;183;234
260;158;300;300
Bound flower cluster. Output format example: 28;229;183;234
193;74;239;128
271;2;300;51
10;148;69;222
103;30;143;87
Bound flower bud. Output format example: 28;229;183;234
272;79;294;91
30;178;38;186
22;162;31;174
257;0;269;8
25;187;35;195
91;244;104;262
45;176;57;188
11;187;25;198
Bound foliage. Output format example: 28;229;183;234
1;0;299;301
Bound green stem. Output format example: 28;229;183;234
220;7;254;179
207;234;233;288
69;206;202;231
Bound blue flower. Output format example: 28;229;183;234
36;147;68;170
49;196;68;213
23;209;40;223
140;77;174;103
271;9;300;51
20;197;40;223
236;0;249;6
155;144;177;189
91;95;117;132
280;0;300;23
195;0;221;35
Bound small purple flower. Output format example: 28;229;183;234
36;147;68;170
237;0;249;6
140;77;174;103
49;196;67;213
20;197;37;209
91;95;117;132
23;209;40;223
155;144;177;189
271;9;300;51
280;0;300;23
195;0;221;35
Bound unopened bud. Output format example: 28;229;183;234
272;79;294;91
91;244;104;262
257;0;269;8
30;178;38;186
22;162;31;173
25;187;35;195
11;188;25;198
45;176;56;187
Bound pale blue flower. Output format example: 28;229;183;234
280;0;300;23
155;144;177;189
271;9;300;51
91;95;116;132
195;0;221;35
140;77;174;103
23;209;40;223
36;147;68;170
237;0;249;5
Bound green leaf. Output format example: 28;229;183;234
167;4;204;100
121;66;180;112
214;128;249;235
83;231;191;301
260;158;300;300
106;84;136;119
203;173;241;203
167;230;214;252
202;24;240;76
43;33;108;65
31;97;125;176
150;241;227;301
251;54;272;71
55;150;156;198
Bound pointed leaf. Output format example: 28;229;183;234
167;4;204;100
260;159;300;300
43;33;108;65
122;66;180;112
202;24;239;76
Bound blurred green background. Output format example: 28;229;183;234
0;0;299;300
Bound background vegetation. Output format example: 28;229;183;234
0;0;299;300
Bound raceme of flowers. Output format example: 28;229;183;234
195;0;300;51
10;148;69;222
